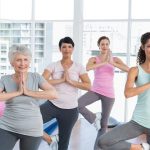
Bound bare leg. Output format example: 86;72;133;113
130;144;142;150
43;132;52;144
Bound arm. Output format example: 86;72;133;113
86;57;107;71
0;80;23;101
65;71;91;90
112;57;129;72
124;67;150;98
23;79;58;100
23;82;58;100
42;69;65;85
0;90;22;101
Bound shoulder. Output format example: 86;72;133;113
45;61;59;71
128;66;138;75
1;75;11;81
28;72;41;79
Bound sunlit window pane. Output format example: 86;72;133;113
132;0;150;19
0;0;32;20
84;0;128;19
35;0;73;20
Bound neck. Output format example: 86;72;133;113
61;58;72;64
14;72;28;79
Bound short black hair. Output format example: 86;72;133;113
59;37;75;48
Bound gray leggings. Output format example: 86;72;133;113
78;91;114;134
40;101;78;150
0;128;41;150
98;120;150;150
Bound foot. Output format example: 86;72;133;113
141;143;150;150
93;112;101;131
51;134;59;143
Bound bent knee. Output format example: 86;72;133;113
98;136;108;149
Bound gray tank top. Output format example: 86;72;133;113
0;72;46;137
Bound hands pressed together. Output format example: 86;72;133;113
102;49;114;65
18;73;29;96
62;69;74;86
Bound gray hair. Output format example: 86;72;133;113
8;45;32;63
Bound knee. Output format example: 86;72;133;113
78;106;84;113
98;135;108;149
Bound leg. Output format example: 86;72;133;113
94;95;114;149
98;121;144;150
0;128;18;150
57;107;78;150
99;95;115;136
78;91;100;123
40;101;55;123
19;134;42;150
40;101;57;143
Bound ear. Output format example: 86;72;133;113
141;45;145;50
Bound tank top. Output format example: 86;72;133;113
132;65;150;128
91;56;115;98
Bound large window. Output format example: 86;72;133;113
35;0;74;20
1;0;150;122
0;0;32;20
84;0;128;19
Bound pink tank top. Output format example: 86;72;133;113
0;102;5;117
91;56;115;98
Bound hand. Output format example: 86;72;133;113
64;70;74;85
18;81;23;95
18;73;23;95
107;50;114;65
21;73;29;95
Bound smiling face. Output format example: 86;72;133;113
60;43;74;58
98;39;110;53
11;53;31;73
143;39;150;60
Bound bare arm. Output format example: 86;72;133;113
65;71;91;90
0;90;22;101
42;69;65;85
22;72;57;100
0;82;23;101
124;67;150;98
86;57;107;71
23;79;58;100
112;57;129;72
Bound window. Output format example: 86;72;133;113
35;0;74;20
84;0;128;19
132;0;150;19
0;0;32;20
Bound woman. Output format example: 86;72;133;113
40;37;91;150
97;32;150;150
0;45;57;150
78;36;129;148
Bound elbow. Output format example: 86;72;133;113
124;91;132;99
86;83;91;91
49;90;58;100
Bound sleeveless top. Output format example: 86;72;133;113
91;56;115;98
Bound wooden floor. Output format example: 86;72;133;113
13;118;146;150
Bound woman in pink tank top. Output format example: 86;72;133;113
78;36;129;149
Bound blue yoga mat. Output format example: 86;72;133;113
43;118;58;135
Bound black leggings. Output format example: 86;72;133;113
0;128;41;150
40;101;78;150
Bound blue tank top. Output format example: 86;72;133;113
132;65;150;128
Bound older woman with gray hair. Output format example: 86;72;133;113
0;45;57;150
